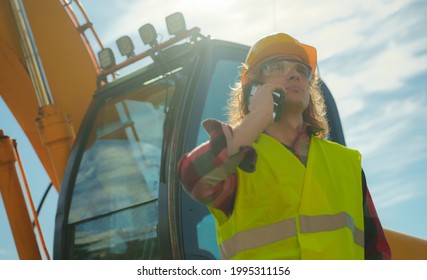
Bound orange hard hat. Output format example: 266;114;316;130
241;33;317;86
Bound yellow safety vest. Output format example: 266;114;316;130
210;133;364;259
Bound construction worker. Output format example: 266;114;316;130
178;33;391;260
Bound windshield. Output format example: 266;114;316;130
66;74;177;259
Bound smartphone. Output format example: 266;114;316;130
250;85;284;122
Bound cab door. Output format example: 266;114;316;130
54;42;200;259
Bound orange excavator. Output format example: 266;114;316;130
1;0;426;260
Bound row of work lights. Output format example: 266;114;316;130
97;12;187;71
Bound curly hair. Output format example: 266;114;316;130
226;73;329;139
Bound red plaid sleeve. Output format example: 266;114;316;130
178;119;256;215
363;171;392;259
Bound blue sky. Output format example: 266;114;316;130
1;0;426;259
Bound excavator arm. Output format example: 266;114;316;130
0;0;97;188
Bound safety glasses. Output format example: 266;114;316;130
260;58;312;79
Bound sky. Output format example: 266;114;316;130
1;0;426;259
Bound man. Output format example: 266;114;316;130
178;33;391;260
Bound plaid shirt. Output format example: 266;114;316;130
178;119;391;259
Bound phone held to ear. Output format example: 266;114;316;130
250;85;284;122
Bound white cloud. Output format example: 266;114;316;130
356;41;427;93
335;96;365;119
94;0;242;47
345;94;427;167
322;38;427;125
370;178;423;210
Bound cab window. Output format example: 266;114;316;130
67;77;177;259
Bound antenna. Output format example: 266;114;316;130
273;0;277;31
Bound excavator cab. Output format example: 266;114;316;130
54;28;346;259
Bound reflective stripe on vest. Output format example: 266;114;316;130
219;212;364;259
299;212;364;248
220;217;296;259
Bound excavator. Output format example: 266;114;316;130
1;0;426;260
